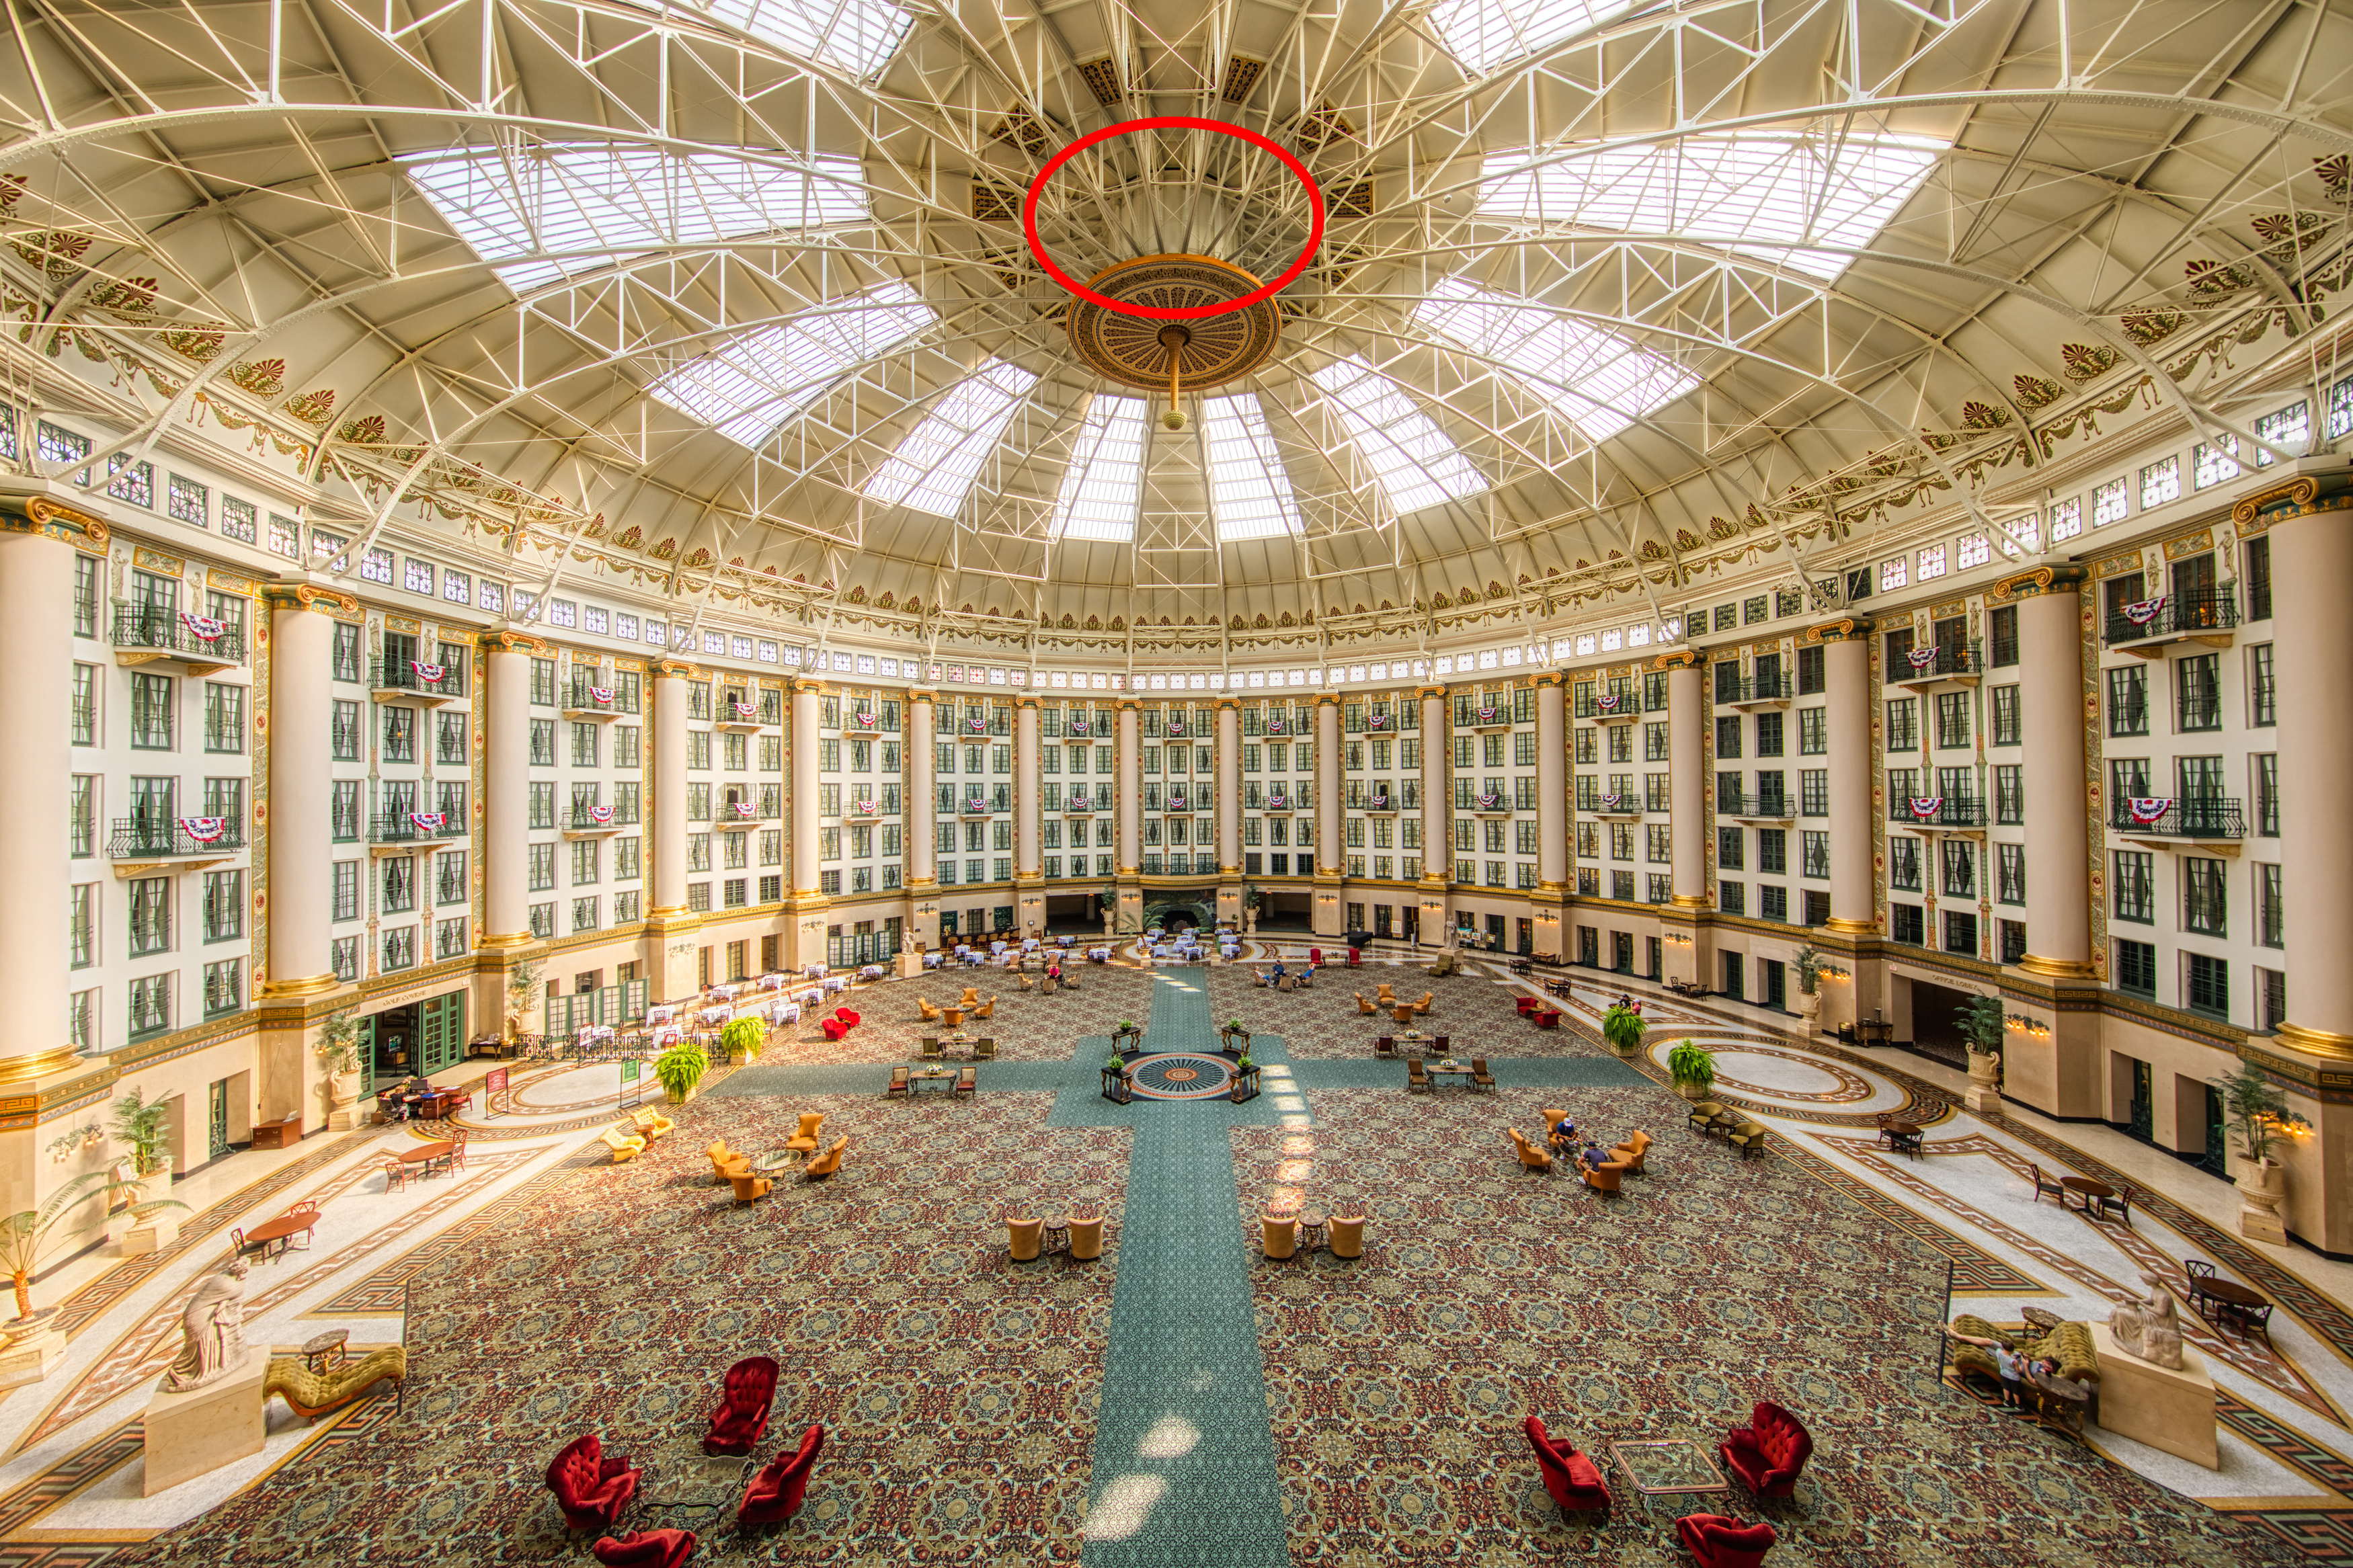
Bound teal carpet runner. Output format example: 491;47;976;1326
1079;971;1291;1568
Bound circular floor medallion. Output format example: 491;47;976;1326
1126;1053;1235;1100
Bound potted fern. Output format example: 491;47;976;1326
719;1016;766;1066
1601;1003;1646;1057
1791;948;1822;1021
504;956;543;1044
655;1041;709;1105
315;1006;363;1108
2216;1061;2309;1243
1666;1040;1717;1101
1958;993;2005;1110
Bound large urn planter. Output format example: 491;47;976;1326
328;1069;361;1109
1965;1050;2003;1114
2238;1157;2288;1245
1792;990;1821;1022
1673;1079;1711;1102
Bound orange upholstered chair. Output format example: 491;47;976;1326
1261;1212;1301;1259
1326;1214;1365;1259
1611;1130;1652;1173
1507;1128;1554;1173
1581;1156;1627;1195
783;1112;825;1153
1007;1218;1043;1261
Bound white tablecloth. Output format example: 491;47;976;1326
647;1005;678;1026
770;1002;801;1025
822;975;849;994
1088;946;1111;962
922;952;943;968
709;984;739;1002
794;987;824;1007
859;964;885;981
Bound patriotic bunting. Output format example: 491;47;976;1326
1479;794;1503;810
411;660;446;684
1906;647;1937;671
1597;694;1620;711
1600;793;1624;810
178;611;227;642
2122;595;2168;626
409;811;446;832
2127;796;2173;825
588;686;614;704
178;815;227;842
732;701;759;718
731;800;757;817
586;804;613;825
1907;798;1942;821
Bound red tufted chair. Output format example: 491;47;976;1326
547;1434;640;1532
834;1007;861;1030
1524;1415;1611;1516
1675;1514;1778;1567
703;1356;779;1456
590;1529;696;1568
1719;1402;1812;1501
821;1018;847;1042
739;1424;826;1528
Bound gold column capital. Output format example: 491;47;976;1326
2016;952;2098;979
0;1044;87;1083
1823;916;1878;934
2272;1021;2353;1061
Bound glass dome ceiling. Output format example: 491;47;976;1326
0;0;2344;654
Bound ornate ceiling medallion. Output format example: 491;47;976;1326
1066;255;1282;429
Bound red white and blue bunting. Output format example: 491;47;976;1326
731;800;757;817
1479;794;1503;810
408;811;446;832
411;660;446;684
1477;708;1498;723
178;815;227;841
967;798;988;812
1168;797;1188;811
1070;718;1090;735
2127;796;2173;825
178;611;227;643
1908;797;1942;820
587;686;614;705
732;701;759;718
969;716;987;732
1267;796;1286;809
1596;694;1621;711
1905;647;1937;670
586;804;614;825
1600;793;1624;810
1267;717;1285;733
2122;595;2168;626
854;712;876;729
856;800;877;815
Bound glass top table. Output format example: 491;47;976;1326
1609;1438;1728;1527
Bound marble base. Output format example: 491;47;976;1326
2089;1321;2218;1470
2240;1204;2288;1245
120;1213;180;1255
327;1104;368;1132
898;953;923;979
143;1349;267;1495
0;1325;69;1391
1966;1083;2003;1114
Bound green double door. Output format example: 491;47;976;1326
360;991;467;1094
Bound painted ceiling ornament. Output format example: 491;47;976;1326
1065;255;1284;433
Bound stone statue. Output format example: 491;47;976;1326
163;1257;252;1393
901;929;914;957
2106;1269;2186;1369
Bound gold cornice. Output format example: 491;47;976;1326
1531;670;1566;688
1651;651;1703;670
490;630;554;656
0;1045;87;1085
653;659;705;681
264;583;360;616
1989;565;2089;602
1802;616;1873;644
1013;692;1043;709
13;497;110;549
1823;916;1878;935
2017;952;2098;979
2273;1021;2353;1062
257;972;340;999
2231;475;2320;524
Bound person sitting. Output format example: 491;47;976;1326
1269;961;1287;984
1548;1116;1578;1154
1950;1331;2032;1409
1577;1141;1609;1173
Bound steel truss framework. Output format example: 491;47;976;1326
0;0;2345;661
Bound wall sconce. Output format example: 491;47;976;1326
2004;1014;2050;1038
1665;932;1691;946
1817;962;1849;980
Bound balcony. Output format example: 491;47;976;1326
1591;794;1643;821
1063;795;1099;814
714;801;772;831
959;796;997;817
564;682;624;721
108;817;243;873
2104;591;2241;655
111;607;245;675
1260;794;1294;813
1724;794;1797;824
1889;641;1983;690
1887;796;1989;833
1466;706;1512;732
564;807;625;839
716;699;772;733
1163;796;1195;815
1359;794;1398;815
844;798;894;820
368;810;469;852
1472;794;1514;817
2112;796;2245;855
1577;694;1638;725
370;657;466;706
1722;674;1792;711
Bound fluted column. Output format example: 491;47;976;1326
907;692;936;886
2272;489;2353;1050
791;680;822;897
1536;675;1568;891
1216;699;1242;871
649;662;690;917
1315;695;1342;874
1420;689;1449;884
2014;579;2093;977
484;637;537;942
1666;655;1706;905
0;522;83;1085
1822;628;1876;933
262;589;342;996
1117;701;1141;871
1014;696;1041;878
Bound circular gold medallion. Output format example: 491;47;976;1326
1066;254;1283;394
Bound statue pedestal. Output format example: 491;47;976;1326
2089;1322;2217;1469
143;1349;268;1495
0;1321;69;1391
120;1212;180;1255
898;952;923;979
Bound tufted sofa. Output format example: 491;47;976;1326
1948;1313;2101;1389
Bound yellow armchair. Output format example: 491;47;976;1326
707;1138;741;1183
783;1112;826;1153
629;1106;674;1141
729;1171;773;1206
918;996;943;1022
599;1127;646;1163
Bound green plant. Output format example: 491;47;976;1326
654;1042;709;1101
1957;993;2005;1057
315;1006;362;1077
1666;1040;1717;1092
505;957;543;1019
1792;946;1821;996
1105;1052;1127;1073
2215;1061;2309;1165
1118;1018;1138;1034
1600;1004;1647;1055
42;1125;101;1163
1227;1018;1245;1033
108;1088;174;1179
2;1170;187;1320
719;1016;766;1065
1242;883;1262;911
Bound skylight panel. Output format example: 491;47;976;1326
1203;395;1304;542
701;0;914;77
1051;396;1147;543
403;143;869;290
648;282;935;449
1427;0;1637;76
1309;358;1488;514
864;361;1039;518
1415;277;1699;442
1476;132;1944;280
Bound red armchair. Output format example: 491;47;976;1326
1346;948;1362;966
1524;1415;1610;1516
547;1434;640;1531
1676;1514;1778;1567
703;1356;779;1455
1532;1009;1562;1029
821;1018;848;1042
739;1424;826;1528
835;1007;861;1030
590;1529;696;1568
1515;995;1538;1016
1719;1401;1812;1501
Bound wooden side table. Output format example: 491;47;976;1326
301;1331;349;1372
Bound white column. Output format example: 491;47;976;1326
648;663;690;916
484;640;536;941
1667;656;1706;905
1014;697;1041;878
263;592;337;993
2272;498;2353;1048
1314;696;1342;874
0;525;79;1079
1536;675;1567;891
1823;630;1876;933
791;681;822;897
907;692;936;886
1421;689;1449;883
1216;700;1242;871
2016;581;2093;975
1117;701;1141;871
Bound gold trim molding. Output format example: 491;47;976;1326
2273;1020;2353;1062
1823;916;1878;934
0;1045;87;1085
257;972;340;1000
2017;952;2098;979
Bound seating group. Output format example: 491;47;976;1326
1515;995;1564;1028
819;1006;863;1042
1259;1210;1365;1261
1525;1403;1799;1552
1006;1215;1107;1262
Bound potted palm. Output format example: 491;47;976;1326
1957;993;2005;1112
719;1016;766;1067
1666;1040;1717;1101
504;956;543;1044
109;1088;174;1182
1791;947;1823;1022
2216;1062;2309;1244
1601;1002;1646;1057
315;1006;363;1111
2;1170;188;1359
655;1041;709;1105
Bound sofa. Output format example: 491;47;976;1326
1948;1313;2100;1389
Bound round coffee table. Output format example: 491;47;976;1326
752;1151;799;1174
301;1330;349;1372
